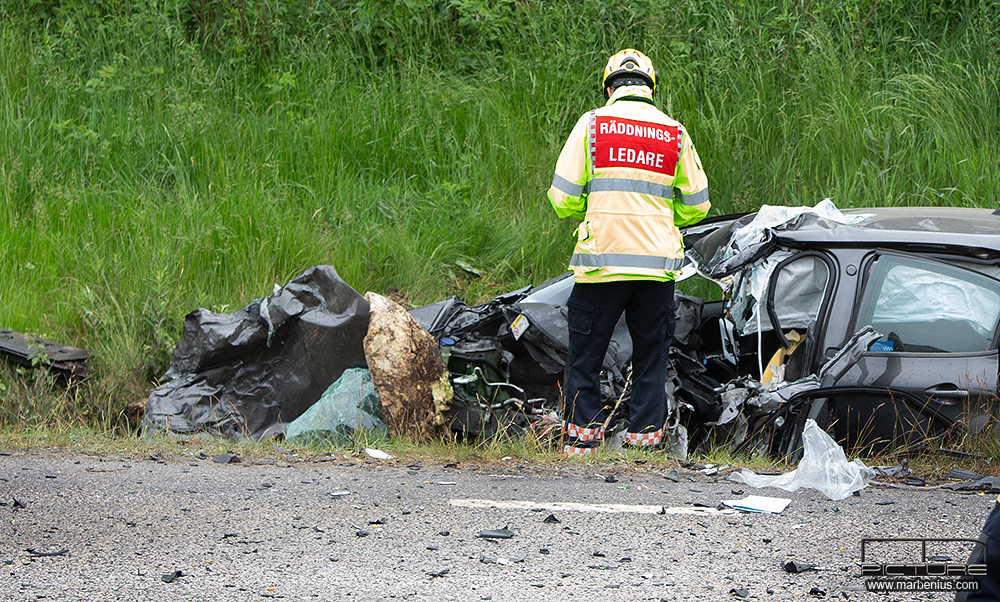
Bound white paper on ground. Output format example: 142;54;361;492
721;495;791;514
364;448;394;460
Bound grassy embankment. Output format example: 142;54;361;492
1;0;998;467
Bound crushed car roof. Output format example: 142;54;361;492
786;206;1000;247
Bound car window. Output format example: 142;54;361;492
772;255;830;331
855;255;1000;353
728;252;830;335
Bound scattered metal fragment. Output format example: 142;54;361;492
12;498;26;509
783;560;817;573
426;568;450;578
478;527;514;539
161;570;184;583
945;476;1000;493
212;453;240;464
808;586;826;597
355;530;370;537
542;514;560;524
730;588;750;598
328;490;351;498
0;329;89;382
947;469;984;480
368;518;387;525
26;548;69;557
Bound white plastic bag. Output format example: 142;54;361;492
729;419;874;500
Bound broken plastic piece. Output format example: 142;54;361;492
25;548;69;557
364;448;393;460
212;452;240;464
212;453;240;464
161;570;183;583
542;514;560;524
783;560;817;573
947;469;985;481
728;419;874;500
945;476;1000;493
478;528;514;539
480;554;523;565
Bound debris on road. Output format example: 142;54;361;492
728;419;874;500
25;548;69;558
212;453;240;464
363;448;393;461
478;527;514;539
783;560;821;573
721;495;791;514
161;570;184;583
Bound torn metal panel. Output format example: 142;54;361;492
0;329;89;382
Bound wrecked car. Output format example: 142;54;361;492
415;201;1000;458
672;202;1000;457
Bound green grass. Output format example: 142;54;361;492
1;0;999;458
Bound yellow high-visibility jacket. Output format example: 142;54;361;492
548;85;710;283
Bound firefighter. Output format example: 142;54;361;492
548;49;710;456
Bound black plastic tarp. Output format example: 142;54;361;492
143;265;370;440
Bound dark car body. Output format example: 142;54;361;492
678;205;1000;455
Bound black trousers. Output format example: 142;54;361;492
564;279;675;438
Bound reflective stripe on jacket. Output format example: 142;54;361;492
548;86;710;283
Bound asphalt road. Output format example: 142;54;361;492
1;449;993;601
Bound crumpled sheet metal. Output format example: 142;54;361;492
689;199;869;278
143;265;370;440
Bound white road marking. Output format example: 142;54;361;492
449;498;733;515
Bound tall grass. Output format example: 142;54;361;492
1;0;998;429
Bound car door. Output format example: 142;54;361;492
831;251;1000;448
